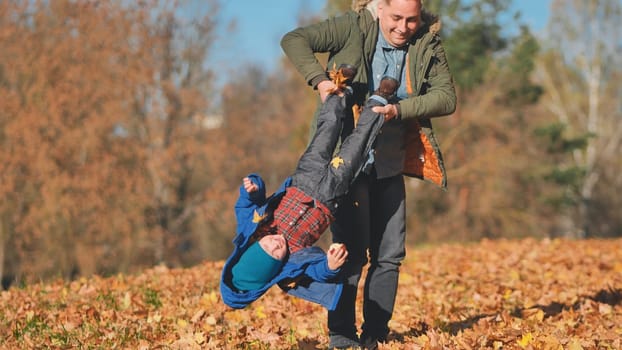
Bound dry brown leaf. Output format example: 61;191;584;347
328;63;351;94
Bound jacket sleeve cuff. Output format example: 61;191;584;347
395;103;402;119
323;260;340;279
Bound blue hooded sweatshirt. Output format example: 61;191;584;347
220;173;343;310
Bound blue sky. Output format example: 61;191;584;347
207;0;550;76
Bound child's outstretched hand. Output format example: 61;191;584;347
327;243;348;270
243;177;258;193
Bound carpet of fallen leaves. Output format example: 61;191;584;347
1;237;621;349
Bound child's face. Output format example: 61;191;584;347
258;234;287;261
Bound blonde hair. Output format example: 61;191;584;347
352;0;439;34
354;0;423;8
352;0;424;17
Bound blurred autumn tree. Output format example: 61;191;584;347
408;0;622;241
324;0;351;15
2;0;620;287
242;0;622;247
425;0;512;92
0;0;227;286
217;6;324;200
410;26;548;242
534;0;622;238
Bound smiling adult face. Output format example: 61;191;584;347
377;0;422;47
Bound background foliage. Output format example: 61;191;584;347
0;0;621;286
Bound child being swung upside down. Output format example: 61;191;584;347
220;67;399;310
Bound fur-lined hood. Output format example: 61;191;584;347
352;0;441;34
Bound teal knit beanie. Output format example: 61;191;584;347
232;241;284;291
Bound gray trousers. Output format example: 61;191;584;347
292;93;384;213
328;169;406;341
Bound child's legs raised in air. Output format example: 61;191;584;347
292;94;348;191
315;99;384;204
